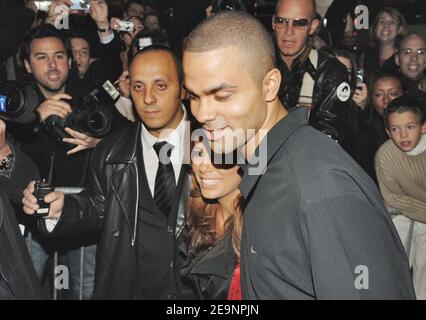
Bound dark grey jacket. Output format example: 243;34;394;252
240;107;415;300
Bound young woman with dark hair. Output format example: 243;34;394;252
182;140;243;300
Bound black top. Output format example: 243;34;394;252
181;232;237;300
240;107;415;299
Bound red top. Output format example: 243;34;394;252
227;262;242;300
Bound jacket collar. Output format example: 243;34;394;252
239;107;310;200
182;232;236;279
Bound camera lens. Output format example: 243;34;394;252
87;111;107;133
80;0;89;9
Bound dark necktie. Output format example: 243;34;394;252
153;141;176;218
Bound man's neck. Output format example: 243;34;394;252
244;101;287;160
280;46;310;70
38;83;65;99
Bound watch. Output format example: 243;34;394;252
0;152;14;172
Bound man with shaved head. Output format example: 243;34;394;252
183;10;415;299
22;45;195;299
273;0;354;151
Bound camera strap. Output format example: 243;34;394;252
298;49;318;107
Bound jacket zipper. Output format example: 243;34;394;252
131;161;139;247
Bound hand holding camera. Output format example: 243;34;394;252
36;93;72;122
352;82;368;110
90;0;109;31
22;181;64;220
62;127;101;155
111;17;134;33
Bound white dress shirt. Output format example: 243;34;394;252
141;106;189;197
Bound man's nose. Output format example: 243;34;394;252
143;86;157;105
194;99;216;124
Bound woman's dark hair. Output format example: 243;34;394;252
323;48;358;91
384;96;425;128
186;176;244;259
366;70;404;147
19;24;72;65
185;138;244;259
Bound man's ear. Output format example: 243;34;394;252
271;15;276;31
263;68;281;102
68;57;72;69
24;60;32;74
309;18;320;36
180;86;187;100
395;54;400;67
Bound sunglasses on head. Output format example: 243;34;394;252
273;16;312;29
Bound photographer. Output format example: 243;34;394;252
9;21;128;299
0;119;45;299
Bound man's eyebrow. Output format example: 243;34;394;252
185;83;237;96
34;51;66;56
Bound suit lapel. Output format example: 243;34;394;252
170;164;191;237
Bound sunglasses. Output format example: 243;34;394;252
273;16;312;29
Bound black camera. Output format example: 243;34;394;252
42;80;119;148
33;179;54;218
0;81;40;124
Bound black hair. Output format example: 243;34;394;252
19;24;72;66
384;96;425;128
124;0;146;17
323;47;358;92
367;70;404;97
132;45;183;86
211;0;247;14
65;29;95;58
128;29;169;65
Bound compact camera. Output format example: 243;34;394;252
356;69;365;83
118;20;134;32
70;0;91;11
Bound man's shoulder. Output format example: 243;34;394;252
93;122;138;157
271;125;355;179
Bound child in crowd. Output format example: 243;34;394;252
375;96;426;299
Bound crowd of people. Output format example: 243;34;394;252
0;0;425;300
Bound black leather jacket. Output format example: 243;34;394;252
41;122;192;299
276;46;352;145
